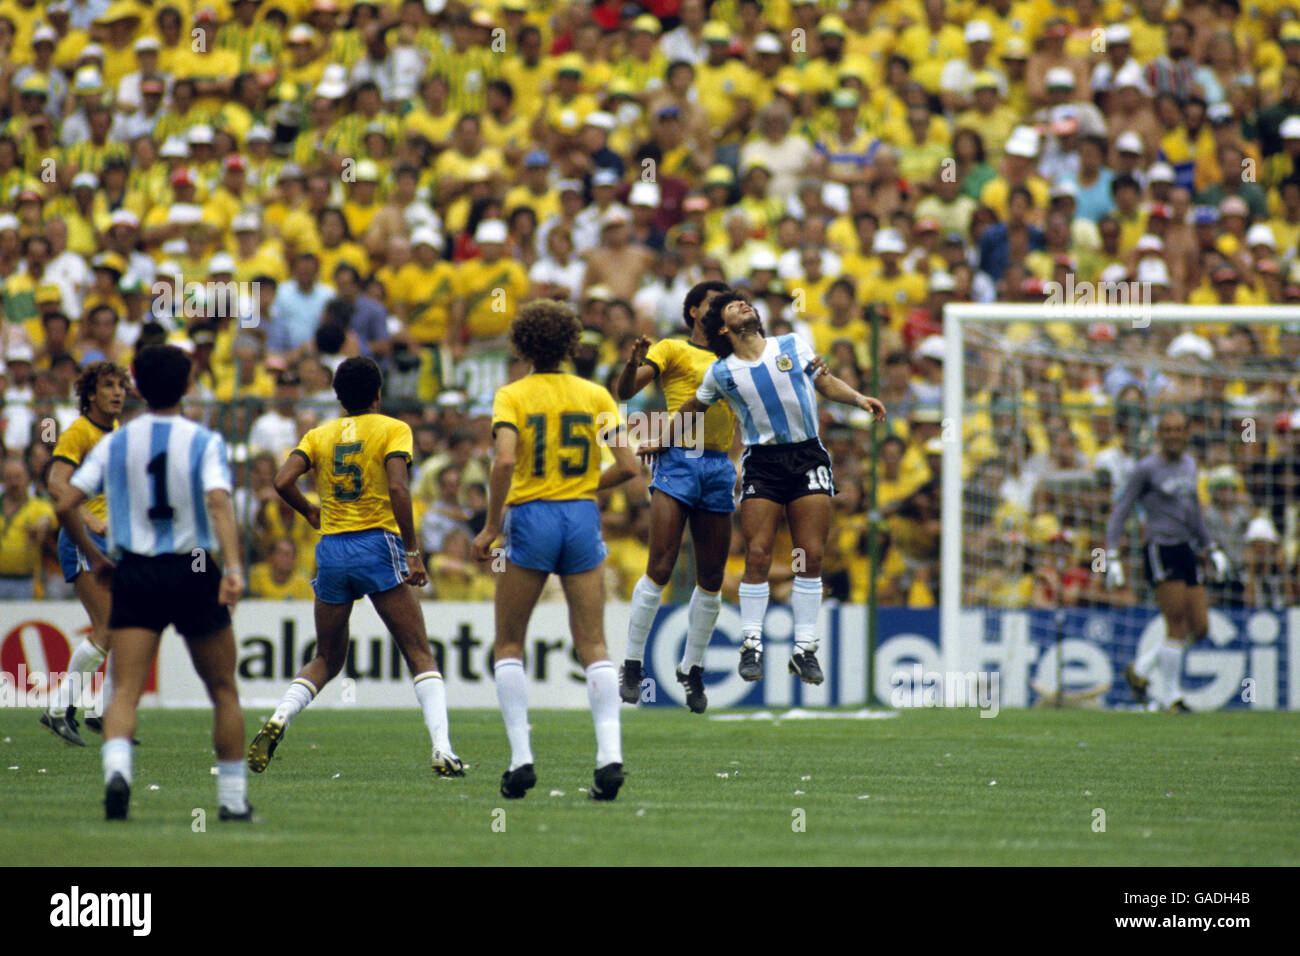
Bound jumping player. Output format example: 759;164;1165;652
613;280;737;714
1105;410;1230;711
56;345;251;821
42;361;126;747
471;300;640;801
642;291;885;684
249;356;463;777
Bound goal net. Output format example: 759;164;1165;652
941;304;1300;711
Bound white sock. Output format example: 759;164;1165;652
625;575;664;662
494;658;533;771
680;586;721;671
102;737;132;786
586;660;623;768
1157;639;1184;705
217;760;248;813
791;576;823;652
413;671;453;754
738;581;769;650
1133;642;1161;680
98;653;114;716
54;638;107;711
272;678;316;727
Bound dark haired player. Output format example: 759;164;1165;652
42;361;126;746
1105;410;1230;711
642;292;885;683
471;300;640;800
249;356;463;777
56;345;251;821
613;280;736;713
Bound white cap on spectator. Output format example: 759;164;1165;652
80;44;105;61
34;25;57;44
558;179;584;194
1115;130;1144;154
6;343;35;363
754;33;782;54
134;35;160;53
1135;234;1164;253
592;168;621;187
410;226;439;248
1046;67;1075;90
1100;263;1129;284
601;205;632;227
1136;258;1169;286
1113;62;1148;93
1050;179;1078;199
232;212;260;232
1244;516;1279;543
160;136;189;158
628;181;660;207
247;124;273;143
73;68;103;93
157;260;182;276
162;239;188;256
748;247;779;271
1105;23;1132;45
872;229;906;254
916;335;946;362
167;204;203;225
1167;331;1214;361
208;252;236;274
288;24;316;44
1004;126;1039;157
929;271;957;293
1246;223;1277;248
584;111;617;131
187;124;214;144
72;171;98;189
1281;116;1300;140
1147;161;1176;183
964;20;993;43
474;219;508;244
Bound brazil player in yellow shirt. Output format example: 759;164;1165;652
612;281;739;714
471;301;641;801
249;357;463;778
42;362;126;747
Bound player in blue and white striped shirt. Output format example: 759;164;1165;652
56;345;252;823
644;291;885;685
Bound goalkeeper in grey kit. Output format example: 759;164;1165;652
1104;411;1231;711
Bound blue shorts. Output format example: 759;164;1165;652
504;499;607;575
313;528;408;605
650;447;737;513
58;527;108;583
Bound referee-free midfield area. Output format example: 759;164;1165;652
4;708;1297;867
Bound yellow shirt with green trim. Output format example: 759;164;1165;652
456;257;529;340
294;413;413;537
0;493;53;578
643;337;737;454
52;415;115;522
492;373;620;506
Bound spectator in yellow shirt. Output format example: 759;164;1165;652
449;219;529;354
0;456;53;600
248;537;315;600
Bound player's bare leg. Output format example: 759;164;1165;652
248;600;351;772
43;574;112;746
493;561;547;798
621;490;690;703
99;627;161;820
370;583;463;776
562;564;624;800
673;508;731;712
1165;583;1211;713
1153;580;1191;710
786;494;831;684
737;497;782;679
185;625;251;819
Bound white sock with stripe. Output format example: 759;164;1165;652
1133;642;1161;680
624;575;664;662
53;638;107;712
102;737;132;786
680;586;721;670
217;761;248;813
738;581;769;651
1157;639;1184;705
272;678;317;727
586;660;622;768
791;576;823;652
494;658;533;771
413;671;453;754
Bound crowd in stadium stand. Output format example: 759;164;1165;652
0;0;1298;607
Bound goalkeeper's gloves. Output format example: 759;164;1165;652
1209;546;1231;583
1105;551;1124;590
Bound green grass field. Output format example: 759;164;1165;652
4;707;1298;866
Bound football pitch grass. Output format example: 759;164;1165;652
3;707;1298;866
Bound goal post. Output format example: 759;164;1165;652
940;303;1300;710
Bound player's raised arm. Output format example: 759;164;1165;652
812;369;887;420
615;335;657;400
637;395;710;458
473;424;517;562
274;449;321;529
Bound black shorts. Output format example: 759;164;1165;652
739;438;836;505
1143;541;1203;587
109;551;232;640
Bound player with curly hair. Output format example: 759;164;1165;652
472;300;641;801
